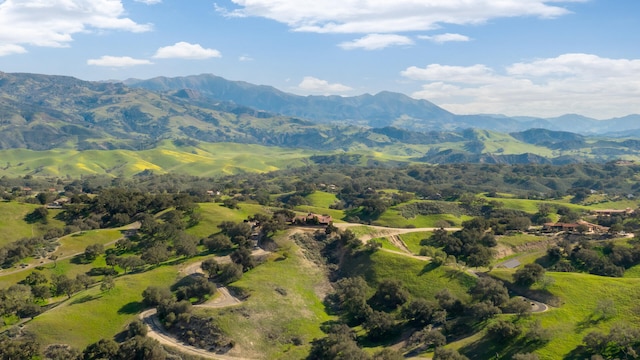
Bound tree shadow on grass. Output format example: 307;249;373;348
418;262;440;275
70;254;90;265
574;313;603;334
70;294;102;305
118;301;143;314
459;335;542;360
563;344;590;360
442;268;475;283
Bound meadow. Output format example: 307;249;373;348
0;201;64;247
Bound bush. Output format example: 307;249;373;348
364;310;397;340
487;319;521;340
218;263;243;284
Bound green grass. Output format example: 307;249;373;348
368;237;401;252
0;253;114;290
207;236;334;359
398;232;432;254
305;191;339;209
497;233;552;248
341;250;474;301
26;266;179;350
478;195;596;214
294;205;345;222
623;264;640;278
586;199;638;209
462;269;640;360
0;201;65;246
375;209;469;228
0;142;319;178
53;228;123;257
186;202;268;239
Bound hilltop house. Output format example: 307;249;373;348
291;213;333;226
543;220;609;234
46;197;70;209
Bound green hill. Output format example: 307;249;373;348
3;72;640;170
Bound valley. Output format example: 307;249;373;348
2;162;640;359
2;72;640;359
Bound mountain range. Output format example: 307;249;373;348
2;70;640;172
125;73;640;136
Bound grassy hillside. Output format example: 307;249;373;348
186;202;269;239
341;249;475;301
470;269;640;360
26;266;179;350
0;142;318;178
0;201;64;247
206;236;334;359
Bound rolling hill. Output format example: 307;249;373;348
3;71;640;177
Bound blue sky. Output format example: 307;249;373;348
0;0;638;119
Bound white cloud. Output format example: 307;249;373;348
402;53;640;119
298;76;353;94
401;64;496;84
135;0;161;4
419;33;471;44
222;0;584;34
0;44;27;56
153;42;221;59
239;55;254;61
0;0;151;56
87;56;153;67
339;34;413;50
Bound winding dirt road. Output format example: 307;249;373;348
334;223;460;242
140;224;549;359
140;249;268;359
141;309;249;360
334;223;460;260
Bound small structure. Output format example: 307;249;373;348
46;197;70;209
498;259;521;269
591;208;634;217
543;220;609;234
291;213;333;226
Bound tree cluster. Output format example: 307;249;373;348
546;240;640;277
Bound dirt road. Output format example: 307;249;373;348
141;249;269;359
334;223;461;242
334;223;460;260
140;309;250;360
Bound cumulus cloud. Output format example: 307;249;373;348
401;64;496;84
0;44;27;56
339;34;413;50
401;53;640;118
135;0;162;4
419;33;471;44
153;42;221;59
239;55;254;61
0;0;151;56
87;56;153;67
298;76;353;94
221;0;583;34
